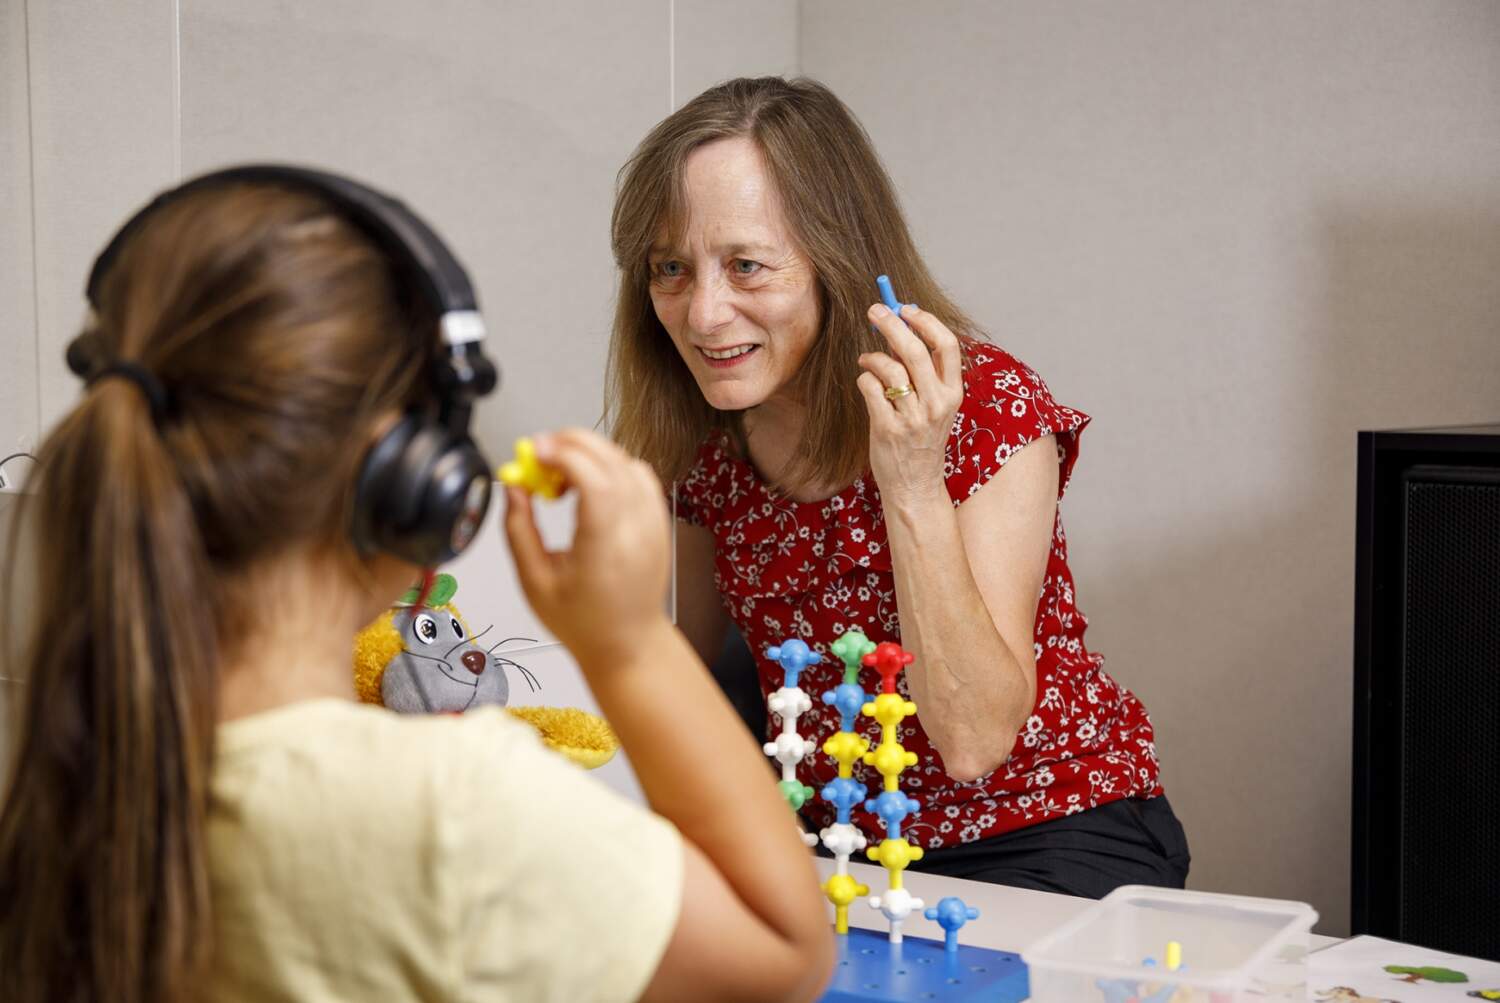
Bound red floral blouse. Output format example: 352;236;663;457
673;341;1163;849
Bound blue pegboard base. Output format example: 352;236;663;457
819;926;1029;1002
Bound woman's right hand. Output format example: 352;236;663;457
501;428;672;668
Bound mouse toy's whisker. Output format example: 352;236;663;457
497;657;541;693
489;636;538;653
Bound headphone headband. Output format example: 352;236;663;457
88;164;477;319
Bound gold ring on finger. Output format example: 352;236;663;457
883;384;915;400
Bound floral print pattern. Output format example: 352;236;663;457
674;341;1163;849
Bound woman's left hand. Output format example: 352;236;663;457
856;303;965;510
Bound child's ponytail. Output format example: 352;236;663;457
0;365;219;1001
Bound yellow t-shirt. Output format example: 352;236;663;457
207;699;682;1002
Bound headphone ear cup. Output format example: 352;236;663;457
352;417;493;565
419;441;492;562
385;422;450;534
351;414;420;556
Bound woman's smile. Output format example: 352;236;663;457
698;343;760;367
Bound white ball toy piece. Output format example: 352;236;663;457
800;829;820;848
868;887;925;944
869;887;924;920
767;686;813;721
819;822;868;858
762;732;815;767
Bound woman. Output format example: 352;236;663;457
605;77;1189;897
0;173;830;1002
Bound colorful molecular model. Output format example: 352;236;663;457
763;629;1013;992
498;437;564;499
763;640;822;848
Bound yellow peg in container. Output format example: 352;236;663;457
498;437;565;500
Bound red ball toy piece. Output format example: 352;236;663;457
862;641;914;694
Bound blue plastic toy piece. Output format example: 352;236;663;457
820;777;868;825
820;926;1025;1003
924;897;981;954
875;274;910;318
822;682;870;732
865;790;921;840
765;638;823;689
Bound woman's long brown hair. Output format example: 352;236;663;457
0;184;427;1002
606;76;982;490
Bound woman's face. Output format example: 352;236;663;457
648;137;822;413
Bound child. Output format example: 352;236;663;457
0;172;832;1002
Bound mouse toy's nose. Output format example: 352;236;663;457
461;651;487;676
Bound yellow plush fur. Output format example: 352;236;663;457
506;706;619;770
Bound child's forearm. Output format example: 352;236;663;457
578;617;826;946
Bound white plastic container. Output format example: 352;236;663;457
1022;885;1319;1003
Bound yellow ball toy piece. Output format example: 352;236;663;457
821;873;871;935
864;692;917;730
863;741;918;790
822;731;870;778
498;437;565;500
867;837;924;882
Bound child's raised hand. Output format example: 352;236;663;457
502;429;671;667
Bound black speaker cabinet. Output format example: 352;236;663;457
1353;423;1500;960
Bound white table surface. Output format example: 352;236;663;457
814;858;1341;959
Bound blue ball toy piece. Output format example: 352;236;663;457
822;682;869;731
820;776;868;824
765;638;823;689
924;896;981;932
864;790;921;839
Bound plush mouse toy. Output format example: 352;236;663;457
354;574;617;769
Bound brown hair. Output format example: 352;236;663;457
0;184;428;1002
606;76;982;490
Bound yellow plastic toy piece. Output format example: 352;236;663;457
863;693;918;731
498;437;565;500
822;731;870;779
866;838;924;889
1165;940;1182;972
863;740;919;792
821;873;871;935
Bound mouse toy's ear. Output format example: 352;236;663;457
397;573;458;609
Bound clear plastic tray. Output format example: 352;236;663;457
1021;885;1318;1003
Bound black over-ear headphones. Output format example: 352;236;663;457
79;164;500;566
